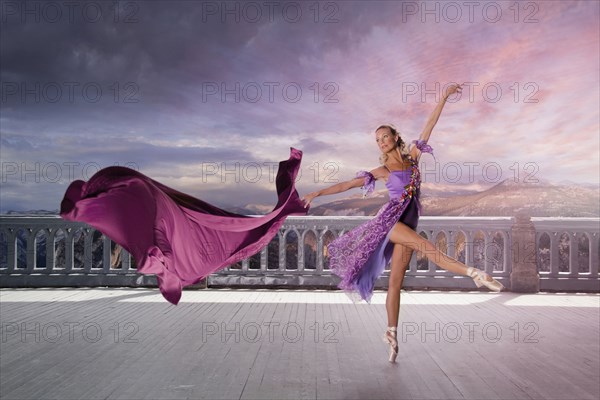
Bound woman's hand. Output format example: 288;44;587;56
443;83;463;99
301;191;319;208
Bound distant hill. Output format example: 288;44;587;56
2;209;61;216
309;179;599;218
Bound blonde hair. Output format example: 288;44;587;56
376;124;410;165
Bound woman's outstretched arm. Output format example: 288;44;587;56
301;166;387;208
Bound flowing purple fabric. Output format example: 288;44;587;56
328;140;434;302
60;147;309;305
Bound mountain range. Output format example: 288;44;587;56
245;178;600;218
2;178;598;217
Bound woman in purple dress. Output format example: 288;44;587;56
301;83;504;363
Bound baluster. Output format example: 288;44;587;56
316;229;324;274
102;235;112;273
465;231;474;271
569;231;577;276
260;247;267;272
550;231;559;277
84;228;93;272
279;232;285;271
483;231;492;275
503;231;511;274
46;229;56;272
121;248;131;271
590;232;599;278
535;231;542;273
65;228;74;273
448;230;456;259
298;229;304;272
447;230;456;276
8;229;16;272
26;228;35;272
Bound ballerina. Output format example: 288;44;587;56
301;83;504;363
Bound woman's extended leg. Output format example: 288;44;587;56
388;222;468;275
387;222;504;291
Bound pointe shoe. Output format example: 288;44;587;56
467;267;505;292
382;327;398;363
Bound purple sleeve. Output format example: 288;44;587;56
356;170;376;198
412;139;437;162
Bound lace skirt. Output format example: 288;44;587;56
328;196;419;302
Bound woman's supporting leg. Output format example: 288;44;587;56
386;243;412;328
383;243;412;362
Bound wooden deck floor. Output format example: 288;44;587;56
1;288;598;400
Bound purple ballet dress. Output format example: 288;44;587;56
328;139;435;302
59;147;309;305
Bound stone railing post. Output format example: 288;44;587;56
510;213;539;292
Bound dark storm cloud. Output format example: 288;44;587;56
1;1;399;109
2;1;387;153
0;0;403;182
2;1;259;81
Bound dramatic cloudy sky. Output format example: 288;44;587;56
1;0;598;212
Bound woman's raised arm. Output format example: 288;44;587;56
418;83;463;143
410;82;462;161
